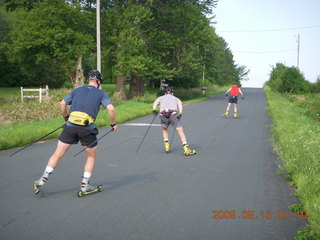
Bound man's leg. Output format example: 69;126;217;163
81;146;97;192
233;103;238;118
162;127;170;152
226;103;231;112
35;141;71;187
162;127;169;140
176;127;196;156
176;127;187;144
47;141;72;168
224;103;231;116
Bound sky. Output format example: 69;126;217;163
213;0;320;88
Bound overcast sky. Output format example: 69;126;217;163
213;0;320;88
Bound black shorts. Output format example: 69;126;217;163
59;125;99;148
228;96;238;104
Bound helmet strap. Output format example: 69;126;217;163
96;80;100;88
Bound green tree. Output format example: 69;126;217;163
0;5;30;87
2;0;245;91
101;0;224;98
279;67;310;93
4;0;41;11
267;63;310;93
105;1;174;99
267;63;286;92
146;0;219;88
311;75;320;93
235;64;250;83
2;0;94;87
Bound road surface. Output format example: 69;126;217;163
0;88;304;240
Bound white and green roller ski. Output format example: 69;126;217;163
77;185;103;198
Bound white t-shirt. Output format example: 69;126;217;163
154;94;182;112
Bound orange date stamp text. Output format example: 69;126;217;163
211;210;308;220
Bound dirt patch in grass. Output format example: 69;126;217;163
0;88;71;126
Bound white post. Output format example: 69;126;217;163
39;88;42;103
21;87;23;103
46;85;49;98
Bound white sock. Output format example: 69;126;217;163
82;172;92;184
164;139;169;142
45;166;54;173
182;142;187;145
42;166;54;179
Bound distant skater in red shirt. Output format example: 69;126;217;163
222;84;244;118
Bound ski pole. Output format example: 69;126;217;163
9;124;64;157
170;117;180;146
73;128;113;157
135;114;157;153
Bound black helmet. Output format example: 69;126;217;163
88;70;103;82
165;86;174;94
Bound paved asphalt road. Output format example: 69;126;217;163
0;88;305;240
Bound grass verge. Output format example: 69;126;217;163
0;101;151;151
264;86;320;238
0;83;228;151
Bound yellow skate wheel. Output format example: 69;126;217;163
33;183;40;195
77;190;84;198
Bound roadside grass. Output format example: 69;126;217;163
264;86;320;237
0;83;227;151
0;87;21;100
206;84;232;95
0;101;151;150
286;93;320;121
0;87;72;126
184;96;208;104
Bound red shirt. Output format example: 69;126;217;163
230;85;239;96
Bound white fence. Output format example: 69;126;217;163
21;85;49;103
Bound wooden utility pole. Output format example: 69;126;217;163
297;34;300;69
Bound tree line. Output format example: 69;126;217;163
266;63;320;94
0;0;249;99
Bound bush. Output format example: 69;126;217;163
310;75;320;94
156;87;203;101
278;67;310;94
267;63;310;94
267;63;286;92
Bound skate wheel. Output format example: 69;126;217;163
97;185;103;192
77;190;84;198
33;183;40;195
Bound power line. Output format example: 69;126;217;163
217;25;320;33
234;49;296;54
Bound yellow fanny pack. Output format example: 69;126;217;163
69;111;95;126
